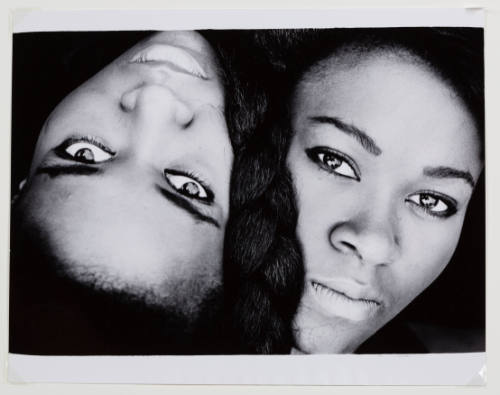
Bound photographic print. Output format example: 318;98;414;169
7;8;485;385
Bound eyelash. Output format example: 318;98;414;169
305;146;458;219
405;191;457;219
54;137;214;204
306;146;360;181
164;168;214;204
56;136;115;164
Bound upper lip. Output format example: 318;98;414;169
310;278;382;305
129;43;208;79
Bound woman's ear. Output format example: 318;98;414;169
12;178;27;204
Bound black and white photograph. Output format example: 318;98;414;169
6;8;487;386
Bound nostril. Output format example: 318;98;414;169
340;240;356;251
176;103;195;128
338;240;362;259
183;117;194;129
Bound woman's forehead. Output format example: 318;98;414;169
305;45;431;85
293;49;482;177
298;51;459;118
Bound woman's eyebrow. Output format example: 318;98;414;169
155;185;220;228
423;166;475;188
308;116;382;156
35;164;101;177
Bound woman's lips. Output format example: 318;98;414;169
129;44;208;79
309;280;381;322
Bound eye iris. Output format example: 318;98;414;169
74;148;95;162
420;193;438;208
182;182;200;197
323;153;342;169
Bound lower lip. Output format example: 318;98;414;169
309;281;381;322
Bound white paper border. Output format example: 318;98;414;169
7;353;486;385
3;5;492;390
12;8;484;33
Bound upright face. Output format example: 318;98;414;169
18;31;232;320
287;50;482;353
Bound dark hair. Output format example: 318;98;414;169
225;28;485;354
289;28;484;155
202;31;307;353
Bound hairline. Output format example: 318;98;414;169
294;43;483;163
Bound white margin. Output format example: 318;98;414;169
8;352;486;385
5;6;488;388
12;8;484;33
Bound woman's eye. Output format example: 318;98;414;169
164;171;211;201
306;147;359;180
406;192;456;218
64;141;114;164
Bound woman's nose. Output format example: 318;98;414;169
119;84;195;163
120;84;194;130
328;206;400;267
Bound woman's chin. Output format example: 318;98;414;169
292;288;387;354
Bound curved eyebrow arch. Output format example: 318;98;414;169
423;166;475;188
308;116;382;156
35;164;101;177
155;185;220;228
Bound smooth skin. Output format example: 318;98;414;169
18;31;233;322
287;49;482;353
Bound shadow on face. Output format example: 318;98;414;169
288;47;483;353
15;31;233;325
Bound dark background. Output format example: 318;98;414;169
11;31;485;353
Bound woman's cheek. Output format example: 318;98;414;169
394;217;463;303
